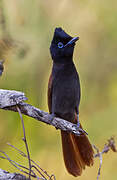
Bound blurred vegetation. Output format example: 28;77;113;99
0;0;117;179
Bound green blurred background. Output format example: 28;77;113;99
0;0;117;179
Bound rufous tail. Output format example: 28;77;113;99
61;124;94;176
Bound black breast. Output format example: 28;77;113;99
52;62;80;122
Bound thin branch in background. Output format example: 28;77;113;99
0;137;116;180
16;105;32;180
7;143;56;180
31;165;47;180
93;137;117;180
93;144;102;180
0;151;36;178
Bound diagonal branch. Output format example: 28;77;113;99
0;89;82;136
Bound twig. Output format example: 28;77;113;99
16;105;32;180
93;137;117;180
7;143;56;180
93;145;102;180
31;165;46;180
0;151;36;178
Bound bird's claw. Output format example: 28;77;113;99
48;113;55;124
78;128;88;135
76;114;88;135
72;124;88;135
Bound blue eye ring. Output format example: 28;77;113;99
58;42;64;49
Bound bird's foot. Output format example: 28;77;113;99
48;113;55;124
76;114;88;135
48;113;59;130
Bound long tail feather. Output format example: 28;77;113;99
71;132;94;166
61;124;94;176
61;131;83;176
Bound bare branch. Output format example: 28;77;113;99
0;89;83;136
93;137;117;180
0;151;36;178
7;143;56;180
0;142;56;180
16;105;32;180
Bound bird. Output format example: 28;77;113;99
48;27;94;177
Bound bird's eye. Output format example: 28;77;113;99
58;42;64;49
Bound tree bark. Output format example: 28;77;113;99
0;89;82;136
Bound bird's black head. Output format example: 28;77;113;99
50;27;79;63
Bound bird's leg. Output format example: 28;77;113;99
76;114;80;129
76;108;88;135
76;108;80;128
